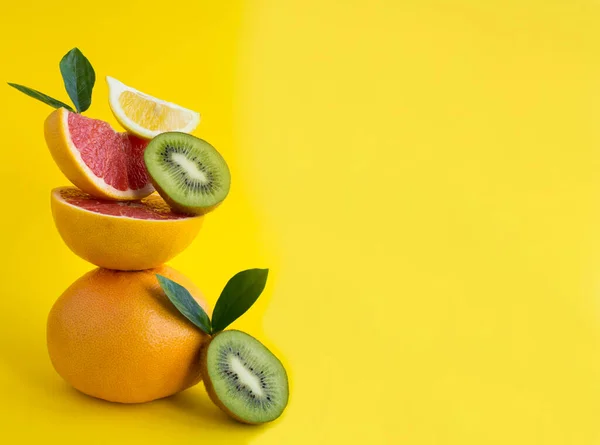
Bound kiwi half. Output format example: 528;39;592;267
144;132;231;215
201;330;289;424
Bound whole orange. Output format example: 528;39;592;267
47;266;210;403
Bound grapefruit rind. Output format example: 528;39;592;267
44;108;155;201
51;187;204;270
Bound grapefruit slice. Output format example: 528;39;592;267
44;108;154;200
107;76;200;139
51;187;204;270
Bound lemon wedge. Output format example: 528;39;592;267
107;76;200;139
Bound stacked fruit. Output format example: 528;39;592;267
9;48;288;424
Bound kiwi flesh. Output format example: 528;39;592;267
201;330;289;424
143;132;231;215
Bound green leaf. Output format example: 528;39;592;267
211;269;269;333
156;274;212;335
7;83;75;112
59;48;95;113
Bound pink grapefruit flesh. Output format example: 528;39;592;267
68;113;150;192
59;188;188;221
44;108;155;200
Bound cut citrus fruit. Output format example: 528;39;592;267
107;76;200;139
51;187;204;270
44;108;154;200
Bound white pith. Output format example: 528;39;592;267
171;153;208;182
52;188;200;222
106;76;201;139
59;109;154;199
229;355;264;397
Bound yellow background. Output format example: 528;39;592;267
1;0;600;443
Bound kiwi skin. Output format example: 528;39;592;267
150;177;223;216
200;331;288;424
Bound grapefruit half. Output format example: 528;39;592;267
51;187;204;270
44;108;154;200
